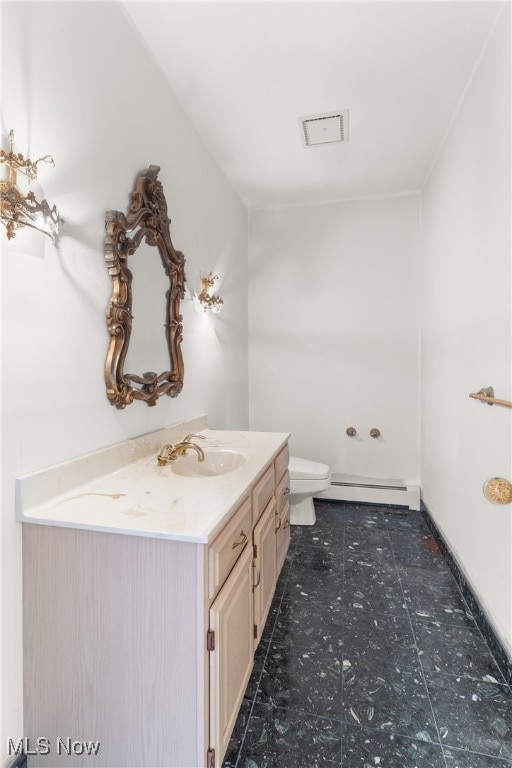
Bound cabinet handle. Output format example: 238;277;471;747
231;530;247;549
252;561;261;591
283;487;290;496
283;519;290;529
275;516;282;533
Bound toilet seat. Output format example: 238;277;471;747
288;456;330;481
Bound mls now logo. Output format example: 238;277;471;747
8;737;101;757
8;739;50;757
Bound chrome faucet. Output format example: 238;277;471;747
157;435;206;466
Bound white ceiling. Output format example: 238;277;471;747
123;1;503;209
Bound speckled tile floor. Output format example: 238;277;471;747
222;500;512;768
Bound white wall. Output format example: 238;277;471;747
1;3;248;764
249;195;420;483
421;6;511;655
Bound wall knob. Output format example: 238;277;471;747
483;477;512;504
346;427;357;437
370;428;381;438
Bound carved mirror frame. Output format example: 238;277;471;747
104;165;186;409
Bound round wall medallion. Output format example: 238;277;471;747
483;477;512;505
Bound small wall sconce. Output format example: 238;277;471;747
0;129;61;241
197;271;224;313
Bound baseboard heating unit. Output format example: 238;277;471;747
318;474;421;510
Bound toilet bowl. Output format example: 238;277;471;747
288;456;331;525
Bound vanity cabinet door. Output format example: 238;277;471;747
276;501;291;574
252;496;277;648
209;544;254;767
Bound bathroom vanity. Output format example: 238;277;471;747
17;418;290;768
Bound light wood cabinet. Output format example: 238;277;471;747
276;499;291;574
208;495;252;601
208;544;254;765
251;462;275;525
274;443;290;486
23;440;290;768
275;469;291;573
252;496;277;648
275;469;291;515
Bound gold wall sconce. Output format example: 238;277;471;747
0;129;60;241
197;271;224;313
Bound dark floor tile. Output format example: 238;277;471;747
444;746;512;766
296;516;337;533
258;599;281;647
281;569;345;606
274;561;292;598
222;698;252;767
391;532;452;573
403;580;473;625
331;504;389;529
414;619;505;682
393;543;453;572
344;554;401;585
284;546;296;563
399;560;456;583
294;533;345;558
382;509;431;535
315;498;347;514
271;597;344;651
314;499;347;514
344;529;393;559
290;525;304;540
257;640;344;718
291;543;344;571
342;722;445;766
244;651;267;702
234;702;342;767
426;673;512;759
342;661;439;743
226;501;511;768
392;529;440;548
390;529;444;556
343;575;407;617
347;503;408;517
342;608;419;669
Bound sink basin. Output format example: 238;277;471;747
170;449;246;478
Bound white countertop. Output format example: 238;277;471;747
16;420;289;544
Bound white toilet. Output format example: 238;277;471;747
288;456;331;525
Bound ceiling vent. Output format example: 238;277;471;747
299;110;349;148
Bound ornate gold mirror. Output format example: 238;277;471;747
104;165;186;409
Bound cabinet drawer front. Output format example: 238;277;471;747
252;463;275;526
276;502;291;575
209;496;252;601
275;470;291;516
274;443;290;483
